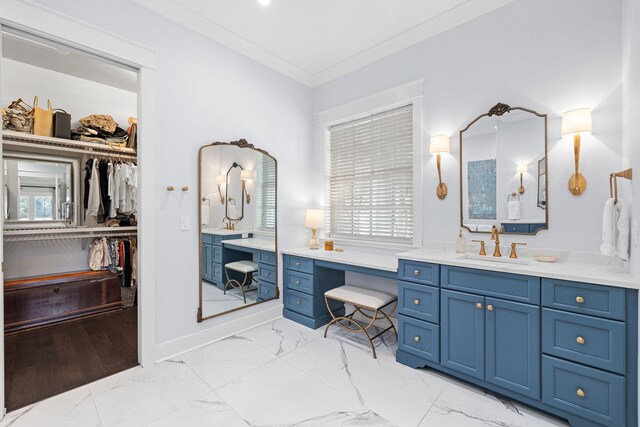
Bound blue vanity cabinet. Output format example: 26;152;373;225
201;233;247;289
201;242;214;282
257;250;277;301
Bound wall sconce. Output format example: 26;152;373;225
241;169;256;204
516;163;528;194
561;108;592;196
305;209;324;250
429;135;451;200
215;175;226;204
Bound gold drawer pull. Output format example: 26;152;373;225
295;280;301;285
414;336;421;343
576;296;585;304
476;302;483;309
576;388;585;398
414;299;420;305
576;336;585;345
413;269;421;276
487;304;494;311
295;300;301;305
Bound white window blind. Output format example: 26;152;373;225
256;155;276;231
327;104;414;244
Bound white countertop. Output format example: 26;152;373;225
281;247;398;272
222;238;275;252
399;249;640;290
202;228;251;236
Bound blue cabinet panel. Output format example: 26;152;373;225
212;246;223;263
442;266;540;304
258;264;276;284
441;289;485;380
398;281;439;323
259;251;276;266
398;261;439;286
285;256;314;274
285;270;314;295
284;288;314;317
501;223;530;234
542;279;625;321
542;355;624;427
202;233;214;244
398;316;439;363
258;281;276;301
542;309;625;374
202;243;213;282
486;297;540;399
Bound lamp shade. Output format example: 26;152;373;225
241;169;257;181
429;135;451;154
561;108;592;136
216;175;226;185
305;209;324;229
516;163;528;174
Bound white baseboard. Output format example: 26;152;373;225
152;305;283;363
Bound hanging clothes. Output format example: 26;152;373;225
83;159;93;214
86;158;102;216
98;159;110;222
108;161;116;218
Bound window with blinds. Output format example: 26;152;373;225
256;155;276;231
327;104;414;244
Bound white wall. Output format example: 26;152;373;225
313;0;624;256
25;0;314;346
623;0;640;279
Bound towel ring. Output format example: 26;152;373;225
507;192;520;202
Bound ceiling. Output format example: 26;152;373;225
133;0;512;87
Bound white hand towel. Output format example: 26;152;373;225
477;224;493;232
508;200;520;220
616;199;630;261
600;198;617;257
201;205;210;226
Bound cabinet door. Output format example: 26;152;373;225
202;244;212;281
486;297;540;399
441;289;485;379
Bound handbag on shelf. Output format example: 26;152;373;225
32;96;53;137
53;109;71;139
3;98;34;132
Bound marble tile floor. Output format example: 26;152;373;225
201;281;259;317
0;317;569;427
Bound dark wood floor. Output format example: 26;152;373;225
4;308;138;412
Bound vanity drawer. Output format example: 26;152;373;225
442;266;540;304
542;279;625;321
542;309;625;374
398;315;439;363
212;246;223;263
502;223;530;234
258;281;277;301
398;260;439;286
285;256;314;274
285;289;314;317
258;264;276;284
542;355;624;427
213;263;223;283
286;271;314;295
398;281;439;323
259;251;276;266
202;234;214;244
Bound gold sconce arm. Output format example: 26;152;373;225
429;135;450;200
217;184;224;204
569;133;586;195
436;153;448;200
242;181;251;204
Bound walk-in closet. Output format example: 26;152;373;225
1;27;140;411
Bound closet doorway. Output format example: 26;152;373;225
1;27;141;411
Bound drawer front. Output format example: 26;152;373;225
501;223;530;234
542;309;625;374
259;251;276;266
212;246;223;263
213;263;223;283
442;266;540;304
398;260;439;286
398;281;439;323
259;264;276;284
258;281;277;300
284;289;314;317
542;279;625;321
398;315;439;363
542;355;624;426
213;234;224;245
202;233;214;244
285;256;314;274
286;270;314;295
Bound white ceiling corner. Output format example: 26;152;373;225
133;0;513;88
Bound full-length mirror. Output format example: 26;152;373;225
198;140;278;322
460;103;548;235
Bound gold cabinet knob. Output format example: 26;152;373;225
166;186;175;191
487;304;494;311
576;336;585;345
476;302;483;309
414;269;421;276
295;300;301;305
576;388;585;398
414;299;420;305
181;186;189;192
576;296;585;304
414;336;421;343
295;280;301;285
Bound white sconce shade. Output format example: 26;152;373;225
305;209;324;229
516;164;528;174
429;135;451;154
216;175;226;185
561;108;592;136
241;170;257;181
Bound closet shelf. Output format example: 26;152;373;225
3;226;137;242
1;130;137;158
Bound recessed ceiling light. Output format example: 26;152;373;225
257;0;271;5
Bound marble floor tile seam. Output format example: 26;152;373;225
89;393;105;427
415;382;447;427
245;326;324;358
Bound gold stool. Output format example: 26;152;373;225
224;260;258;303
324;285;398;359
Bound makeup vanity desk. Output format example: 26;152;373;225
222;237;277;301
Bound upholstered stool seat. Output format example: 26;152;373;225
224;261;259;303
324;285;398;359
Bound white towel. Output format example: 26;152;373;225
616;199;630;261
201;206;210;226
477;225;493;232
508;200;520;220
601;198;630;260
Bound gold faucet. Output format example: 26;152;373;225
509;242;527;259
471;240;486;256
491;226;502;257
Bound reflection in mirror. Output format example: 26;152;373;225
3;153;77;226
198;141;278;322
460;103;548;235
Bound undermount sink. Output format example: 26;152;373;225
458;253;531;266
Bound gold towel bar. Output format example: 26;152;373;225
609;168;632;204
